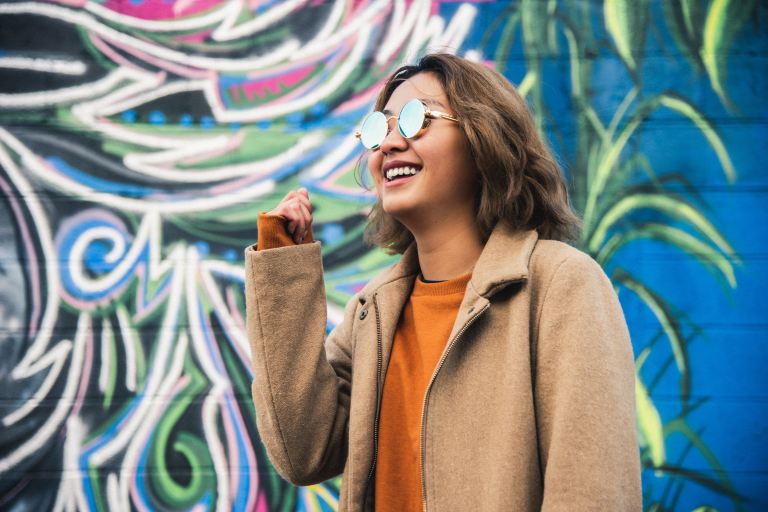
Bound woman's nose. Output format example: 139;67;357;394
379;119;408;154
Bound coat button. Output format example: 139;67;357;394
359;309;368;320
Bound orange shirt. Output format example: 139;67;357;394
375;272;470;511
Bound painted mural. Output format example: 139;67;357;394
0;1;765;511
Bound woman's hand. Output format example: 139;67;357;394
269;188;314;244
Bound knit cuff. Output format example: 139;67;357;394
256;212;315;251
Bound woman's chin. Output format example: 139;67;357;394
382;202;426;231
381;199;411;220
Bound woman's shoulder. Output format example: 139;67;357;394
528;238;611;290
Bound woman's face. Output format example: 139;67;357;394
367;72;479;232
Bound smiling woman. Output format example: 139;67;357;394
244;53;641;511
363;55;580;260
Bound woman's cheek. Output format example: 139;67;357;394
367;152;383;186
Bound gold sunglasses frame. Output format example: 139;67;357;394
354;99;459;150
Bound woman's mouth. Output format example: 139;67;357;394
385;166;422;182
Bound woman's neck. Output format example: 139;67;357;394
411;219;484;281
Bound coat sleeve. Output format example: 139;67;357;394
534;251;642;511
244;241;355;485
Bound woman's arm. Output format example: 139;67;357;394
245;241;355;485
244;188;352;485
534;251;642;511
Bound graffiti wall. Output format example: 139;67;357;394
0;1;765;510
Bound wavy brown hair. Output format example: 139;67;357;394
362;53;580;254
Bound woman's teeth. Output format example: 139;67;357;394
385;166;421;181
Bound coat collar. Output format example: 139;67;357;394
469;222;538;297
362;222;539;300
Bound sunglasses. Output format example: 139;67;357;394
355;98;459;150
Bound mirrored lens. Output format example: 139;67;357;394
398;99;426;139
360;111;387;149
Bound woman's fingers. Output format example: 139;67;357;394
268;188;313;243
270;190;297;216
286;215;298;235
297;202;312;242
292;203;306;242
294;189;313;214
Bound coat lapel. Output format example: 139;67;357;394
446;224;539;343
360;223;539;378
470;223;539;297
367;244;419;384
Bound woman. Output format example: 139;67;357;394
245;53;641;511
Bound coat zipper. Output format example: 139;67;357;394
363;292;383;508
420;302;490;512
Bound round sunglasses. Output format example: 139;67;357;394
354;98;459;150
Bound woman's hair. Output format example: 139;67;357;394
362;53;581;254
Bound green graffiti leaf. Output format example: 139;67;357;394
701;0;757;110
596;223;737;288
590;192;735;259
521;0;549;54
681;0;707;40
634;370;666;469
604;0;649;74
150;347;213;507
662;0;705;71
615;268;690;402
664;418;738;496
659;94;736;182
662;465;746;502
582;92;736;233
494;11;520;75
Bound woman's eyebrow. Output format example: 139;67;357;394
381;98;447;115
422;98;447;109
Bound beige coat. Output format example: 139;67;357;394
245;221;642;511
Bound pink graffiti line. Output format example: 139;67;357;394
224;286;250;371
48;0;87;6
319;158;376;199
255;490;268;512
250;0;309;11
333;83;381;115
198;304;258;511
128;375;191;512
132;263;173;325
70;316;94;419
238;64;315;102
174;0;222;16
0;175;43;340
272;47;354;105
103;0;224;21
89;34;146;74
175;29;214;44
96;34;209;79
221;398;241;507
206;171;271;195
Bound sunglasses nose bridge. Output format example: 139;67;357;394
378;114;407;149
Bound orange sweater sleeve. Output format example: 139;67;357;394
256;212;315;251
